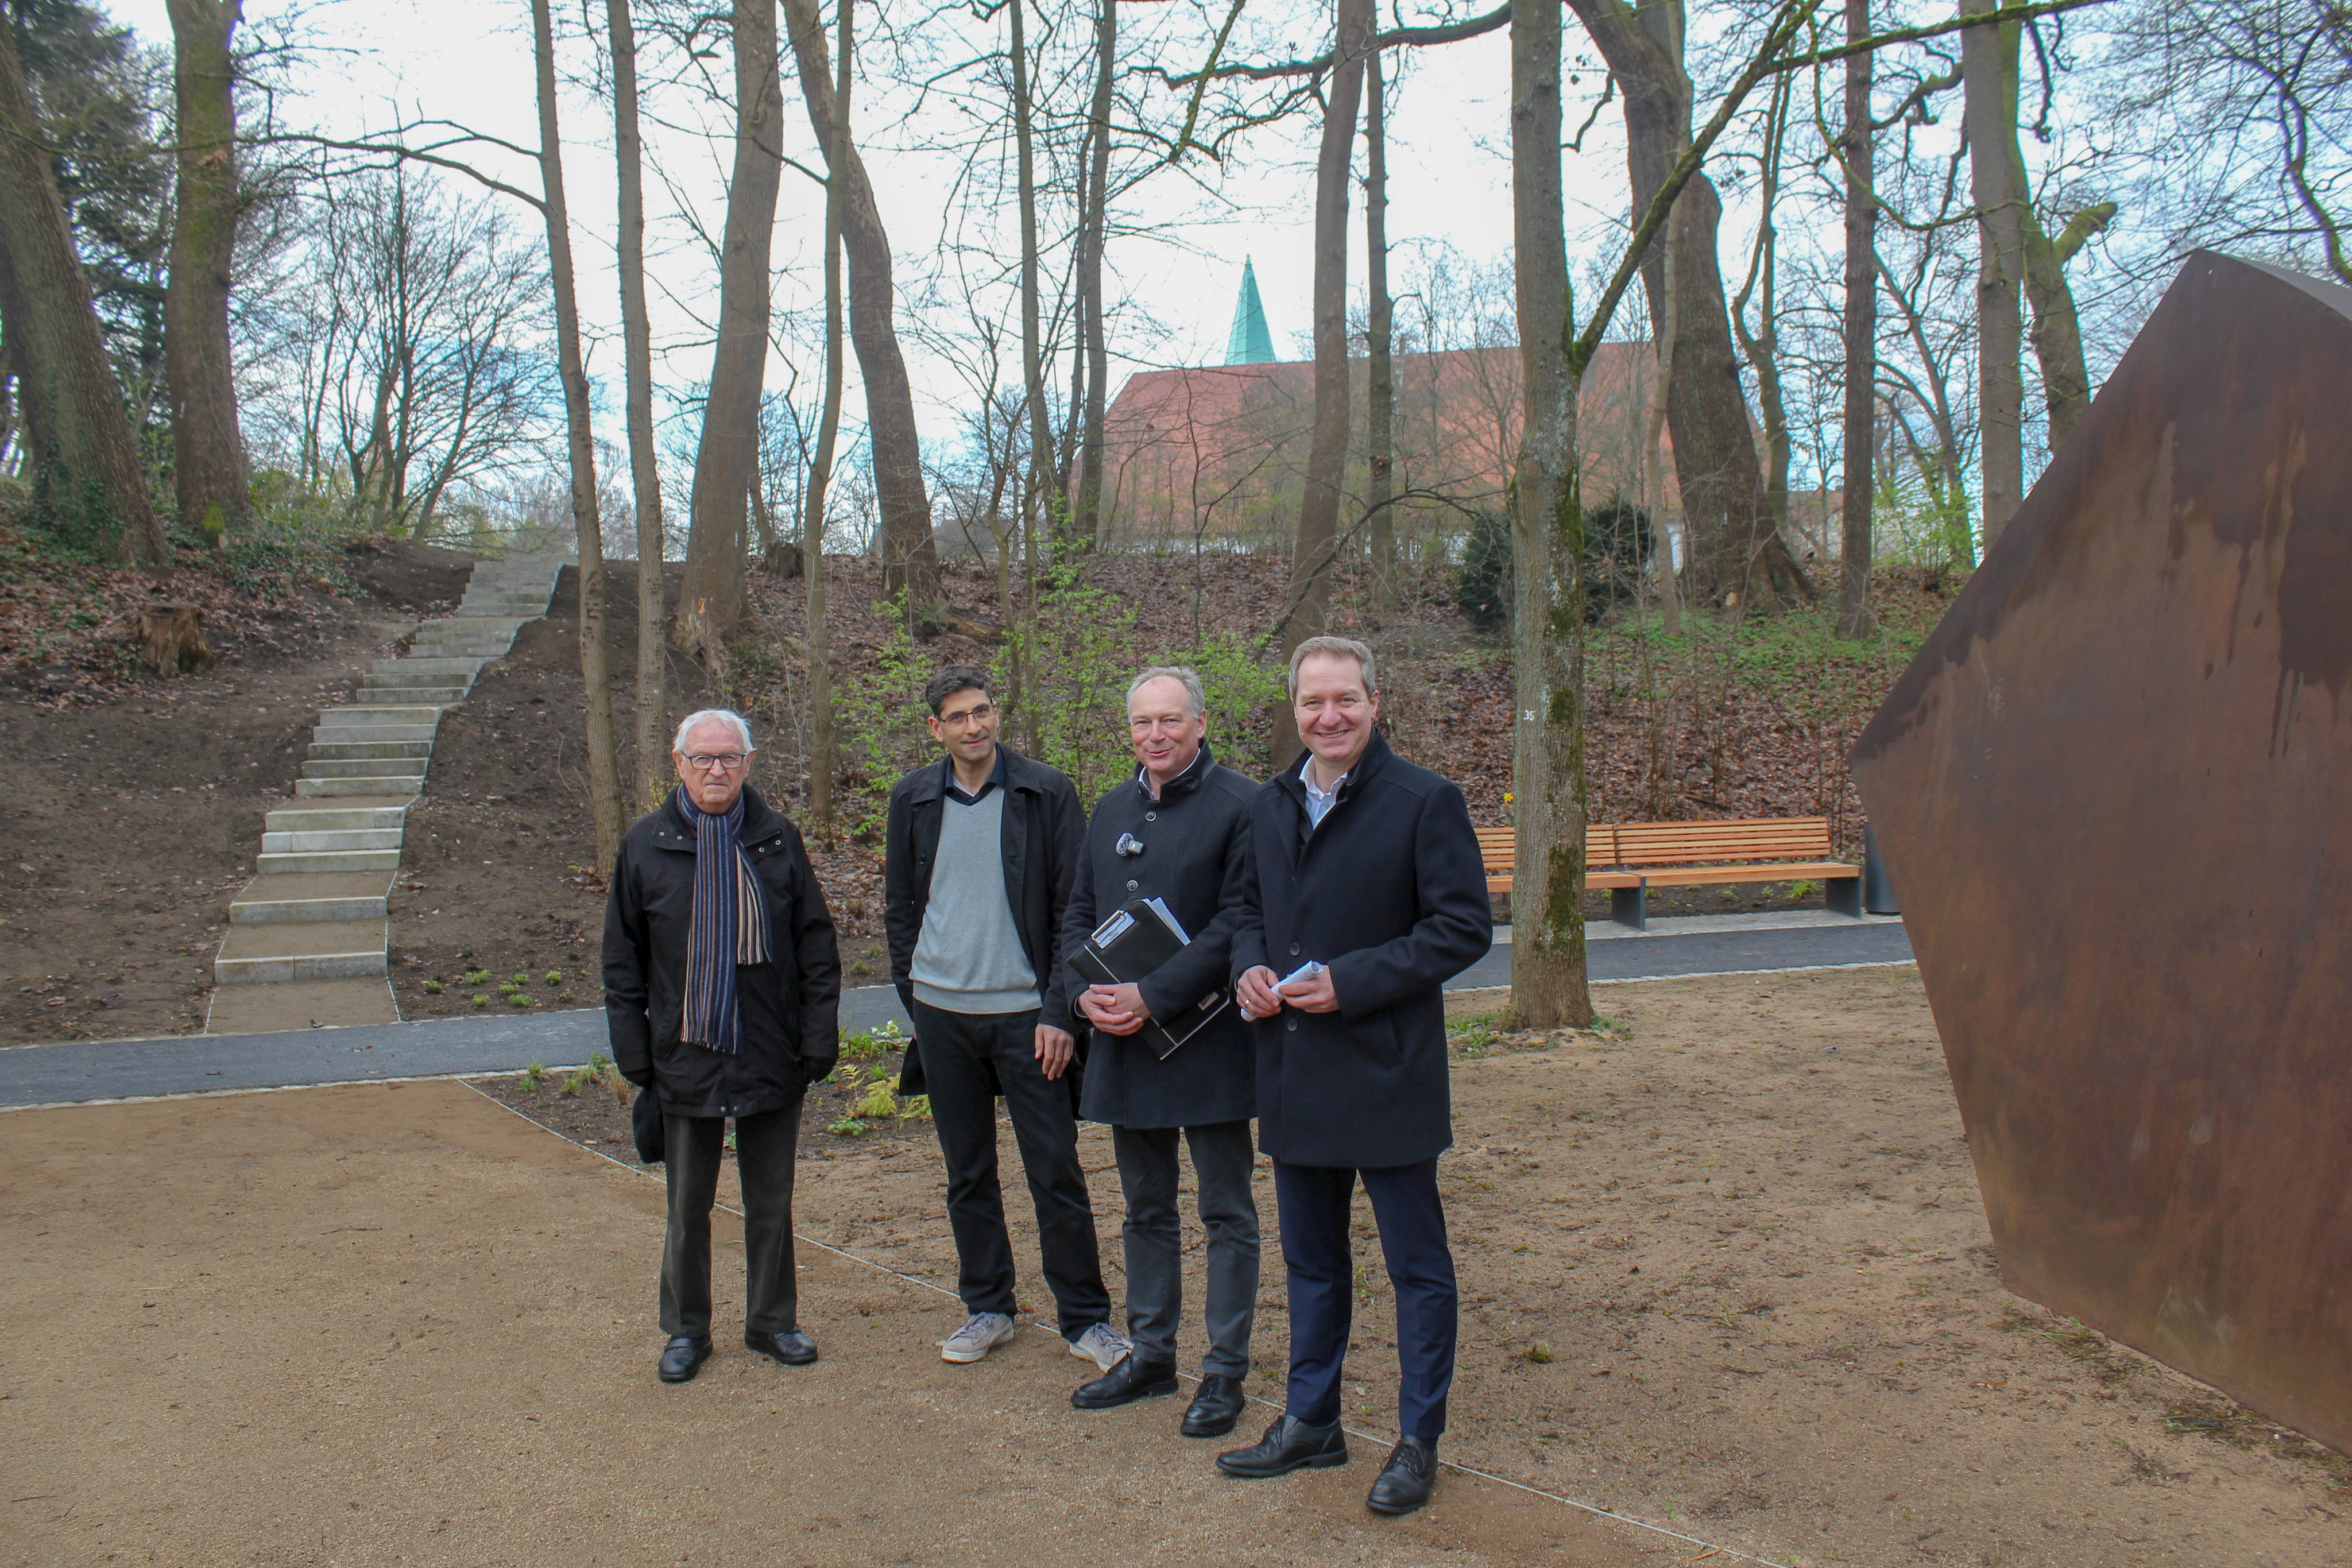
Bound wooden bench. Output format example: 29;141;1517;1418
1480;816;1862;931
1477;827;1648;930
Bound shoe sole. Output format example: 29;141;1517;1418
941;1334;1016;1364
1070;1379;1178;1411
1366;1490;1432;1517
657;1357;709;1384
1069;1342;1132;1373
1182;1412;1243;1438
746;1344;818;1367
1215;1447;1349;1478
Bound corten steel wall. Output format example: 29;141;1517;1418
1851;252;2352;1452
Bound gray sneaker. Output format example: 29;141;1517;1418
940;1311;1018;1364
1067;1321;1132;1373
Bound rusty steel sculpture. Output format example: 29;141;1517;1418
1853;251;2352;1454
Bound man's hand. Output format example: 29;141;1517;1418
1276;965;1340;1014
1079;982;1149;1036
1236;965;1282;1020
1035;1024;1076;1079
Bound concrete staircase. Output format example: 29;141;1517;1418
208;556;567;1032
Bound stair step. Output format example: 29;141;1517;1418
257;848;401;875
314;722;438;742
408;642;513;657
308;742;434;764
375;656;489;675
229;872;395;924
320;703;446;723
296;777;429;797
303;758;428;780
265;804;409;832
261;828;404;854
215;919;388;984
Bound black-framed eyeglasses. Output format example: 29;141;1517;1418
683;752;749;773
938;702;995;729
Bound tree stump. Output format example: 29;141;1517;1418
139;604;214;676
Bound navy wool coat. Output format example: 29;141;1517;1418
1046;745;1258;1130
1231;729;1493;1168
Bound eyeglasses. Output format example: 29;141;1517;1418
937;702;995;729
682;753;749;773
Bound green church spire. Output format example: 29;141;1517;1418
1224;257;1275;365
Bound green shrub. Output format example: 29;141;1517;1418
1456;509;1512;632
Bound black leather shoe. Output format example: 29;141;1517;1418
1215;1414;1348;1478
1071;1355;1178;1410
745;1327;818;1366
656;1335;712;1384
1181;1373;1247;1437
1366;1436;1438;1515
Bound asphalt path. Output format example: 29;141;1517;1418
1;919;1912;1109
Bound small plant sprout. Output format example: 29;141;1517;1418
544;970;562;985
510;973;531;987
471;994;493;1008
827;1117;866;1137
1525;1342;1556;1364
849;1081;898;1120
896;1094;932;1121
422;979;444;994
518;1061;547;1091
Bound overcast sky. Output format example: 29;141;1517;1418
109;0;1650;466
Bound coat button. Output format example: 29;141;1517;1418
1286;1019;1297;1031
1144;812;1155;822
1126;879;1139;892
1290;943;1301;956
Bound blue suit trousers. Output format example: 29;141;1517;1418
1272;1156;1457;1442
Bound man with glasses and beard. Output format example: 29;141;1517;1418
884;666;1128;1377
604;708;841;1384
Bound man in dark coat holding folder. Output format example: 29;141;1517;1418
604;709;842;1385
1048;667;1261;1437
1216;636;1492;1516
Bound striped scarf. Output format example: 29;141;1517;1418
676;788;773;1054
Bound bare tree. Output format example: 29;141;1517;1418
800;0;853;843
1961;0;2024;552
1838;0;1877;637
677;0;783;658
608;0;668;806
780;0;942;610
163;0;249;545
532;0;624;863
1072;0;1115;547
1271;0;1373;765
0;13;161;559
1364;39;1396;609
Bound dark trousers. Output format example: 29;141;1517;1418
1274;1157;1457;1442
1112;1120;1259;1378
660;1102;802;1339
914;1000;1109;1337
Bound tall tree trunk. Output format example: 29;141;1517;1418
1364;42;1396;610
678;0;783;657
0;19;161;562
1073;0;1115;547
1962;0;2024;552
1271;0;1372;767
800;0;851;845
163;0;249;548
1730;76;1792;541
1643;206;1683;637
1837;0;1877;638
2024;199;2114;450
608;0;668;806
1568;0;1808;610
532;0;624;865
1009;0;1058;554
1507;0;1593;1031
779;0;940;611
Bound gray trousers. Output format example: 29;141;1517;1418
661;1104;801;1339
1111;1119;1260;1379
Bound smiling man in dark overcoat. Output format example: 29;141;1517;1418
1047;666;1261;1438
1215;635;1492;1516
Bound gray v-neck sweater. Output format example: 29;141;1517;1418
910;788;1040;1015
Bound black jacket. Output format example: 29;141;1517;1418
602;785;842;1118
884;745;1086;1032
1231;729;1493;1168
1047;746;1258;1130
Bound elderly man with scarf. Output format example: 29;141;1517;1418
605;708;841;1385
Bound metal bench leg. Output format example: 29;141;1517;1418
1611;884;1647;932
1826;874;1863;917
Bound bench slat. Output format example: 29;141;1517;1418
1641;860;1858;887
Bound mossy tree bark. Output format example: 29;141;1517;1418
606;0;668;806
163;0;250;548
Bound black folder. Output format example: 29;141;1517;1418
1071;897;1232;1059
